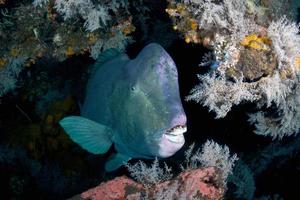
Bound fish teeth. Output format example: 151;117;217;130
166;125;187;135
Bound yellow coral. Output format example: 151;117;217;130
184;31;201;44
189;19;198;30
248;41;264;50
166;3;186;16
165;8;177;16
240;34;271;51
10;48;20;57
66;47;75;56
240;34;258;46
261;37;272;45
176;3;186;13
0;58;7;69
295;56;300;69
185;36;191;43
87;33;98;45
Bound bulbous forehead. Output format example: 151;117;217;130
129;43;174;68
138;43;178;78
155;48;178;82
122;43;185;123
129;43;179;92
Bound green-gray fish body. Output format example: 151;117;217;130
60;43;187;171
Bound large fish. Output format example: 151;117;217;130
59;43;187;171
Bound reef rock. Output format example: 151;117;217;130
69;167;225;200
226;47;277;82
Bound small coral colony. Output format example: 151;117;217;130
1;0;300;199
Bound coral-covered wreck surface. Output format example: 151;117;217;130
70;167;225;200
1;0;300;199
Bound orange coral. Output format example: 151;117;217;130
122;25;135;35
120;18;136;35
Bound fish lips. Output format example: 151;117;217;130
157;124;186;158
164;125;187;143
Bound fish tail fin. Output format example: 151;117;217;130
59;116;113;154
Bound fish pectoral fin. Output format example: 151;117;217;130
59;116;113;154
105;153;131;172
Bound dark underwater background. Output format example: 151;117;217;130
1;1;300;199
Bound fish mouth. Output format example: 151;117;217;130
164;125;187;143
165;125;187;135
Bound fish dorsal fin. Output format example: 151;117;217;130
91;48;122;73
105;153;131;172
59;116;113;154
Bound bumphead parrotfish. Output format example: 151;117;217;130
59;43;187;171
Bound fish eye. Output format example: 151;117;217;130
131;86;136;91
